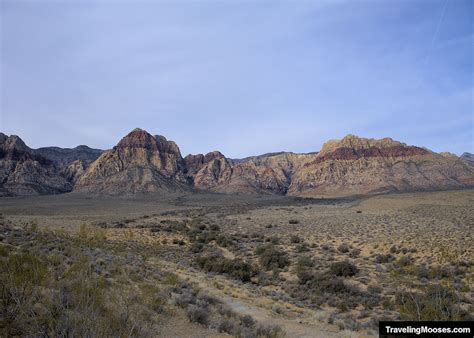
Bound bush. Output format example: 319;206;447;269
309;275;351;294
196;254;255;282
396;255;413;267
396;284;463;320
296;243;310;253
349;248;361;258
209;224;220;231
290;235;301;243
190;242;204;253
288;220;299;224
337;243;350;253
187;305;209;325
216;235;229;247
375;253;395;263
255;324;286;337
218;318;235;334
255;244;289;270
240;314;255;327
329;261;358;277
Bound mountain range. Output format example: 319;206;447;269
1;129;473;197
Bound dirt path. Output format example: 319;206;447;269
156;260;374;338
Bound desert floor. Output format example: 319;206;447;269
1;189;472;337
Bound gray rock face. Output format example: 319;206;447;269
35;145;102;169
461;152;474;165
0;133;72;196
0;133;103;196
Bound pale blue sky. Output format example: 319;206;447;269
1;0;472;157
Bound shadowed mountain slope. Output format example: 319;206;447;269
0;133;73;196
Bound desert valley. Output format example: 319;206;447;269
1;129;473;337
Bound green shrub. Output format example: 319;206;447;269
196;255;255;282
290;235;301;243
397;284;463;320
255;244;289;270
309;275;350;294
218;318;235;334
375;253;395;263
187;305;209;325
396;255;413;267
329;261;358;277
337;243;350;253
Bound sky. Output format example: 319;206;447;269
0;0;472;157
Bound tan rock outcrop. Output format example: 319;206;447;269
287;135;474;197
74;128;188;194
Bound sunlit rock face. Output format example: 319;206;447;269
74;128;189;195
287;135;474;197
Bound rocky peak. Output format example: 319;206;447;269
0;134;35;162
0;133;72;196
74;128;188;194
184;151;226;172
0;132;8;144
155;135;182;158
116;128;158;150
74;145;95;151
320;135;403;155
204;151;225;162
184;154;205;167
2;135;30;152
316;134;429;161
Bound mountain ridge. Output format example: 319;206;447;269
1;129;473;196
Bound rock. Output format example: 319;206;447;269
2;130;473;197
287;135;474;197
74;128;189;195
460;152;474;165
0;133;102;196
